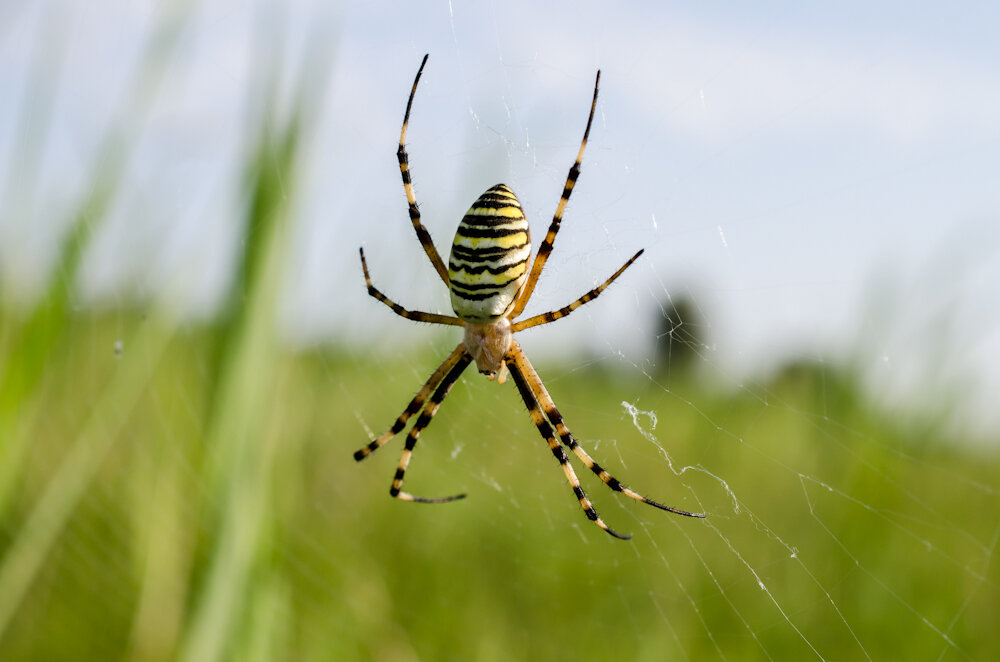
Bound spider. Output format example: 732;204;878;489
355;54;705;539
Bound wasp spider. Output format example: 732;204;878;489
355;54;704;539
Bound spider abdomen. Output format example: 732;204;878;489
447;184;531;323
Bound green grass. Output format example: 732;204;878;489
1;11;997;656
0;309;997;660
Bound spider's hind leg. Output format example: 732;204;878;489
508;341;705;521
560;434;705;519
354;345;467;461
387;351;472;504
505;343;631;539
509;69;601;320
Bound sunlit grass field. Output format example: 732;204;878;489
0;306;997;660
1;16;997;657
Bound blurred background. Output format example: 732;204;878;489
1;1;998;660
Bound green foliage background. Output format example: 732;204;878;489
2;298;998;660
1;10;998;661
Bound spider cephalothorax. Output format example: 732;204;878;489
355;54;704;539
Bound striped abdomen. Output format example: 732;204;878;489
448;184;531;324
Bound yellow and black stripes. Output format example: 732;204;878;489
389;351;472;503
357;58;701;539
505;342;629;539
513;249;644;332
448;184;532;323
510;70;601;319
510;341;705;530
354;344;468;461
397;53;450;286
360;248;464;327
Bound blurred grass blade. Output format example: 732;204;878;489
0;1;195;512
177;79;307;662
0;310;176;641
177;14;333;657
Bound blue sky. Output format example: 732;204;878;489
2;0;999;430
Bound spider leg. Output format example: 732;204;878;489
509;70;601;319
509;341;704;519
354;344;468;461
389;351;472;503
512;249;644;332
505;344;630;539
360;248;464;326
397;53;450;286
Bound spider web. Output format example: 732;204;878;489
1;1;998;660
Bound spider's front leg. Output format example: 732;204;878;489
396;53;450;286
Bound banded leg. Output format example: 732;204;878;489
509;341;705;519
510;70;601;319
512;249;644;332
390;352;472;503
354;344;468;461
398;53;450;286
505;348;630;539
360;248;464;326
